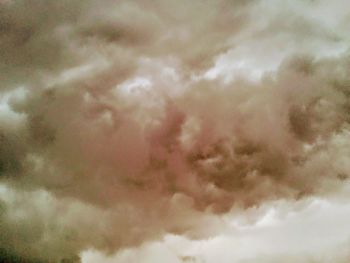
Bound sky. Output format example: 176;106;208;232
1;0;350;262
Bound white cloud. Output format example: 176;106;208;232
82;193;350;263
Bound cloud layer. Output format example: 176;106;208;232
1;0;350;262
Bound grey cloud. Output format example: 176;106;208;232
1;0;350;262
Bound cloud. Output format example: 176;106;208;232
1;0;350;262
81;194;350;263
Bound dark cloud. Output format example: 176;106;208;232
1;0;350;262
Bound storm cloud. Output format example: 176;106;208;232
1;0;350;262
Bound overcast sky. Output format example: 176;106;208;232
1;0;350;262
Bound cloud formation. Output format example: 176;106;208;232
1;0;350;262
82;192;350;263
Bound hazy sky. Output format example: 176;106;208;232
1;0;350;262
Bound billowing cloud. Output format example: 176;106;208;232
81;190;350;263
1;0;350;262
